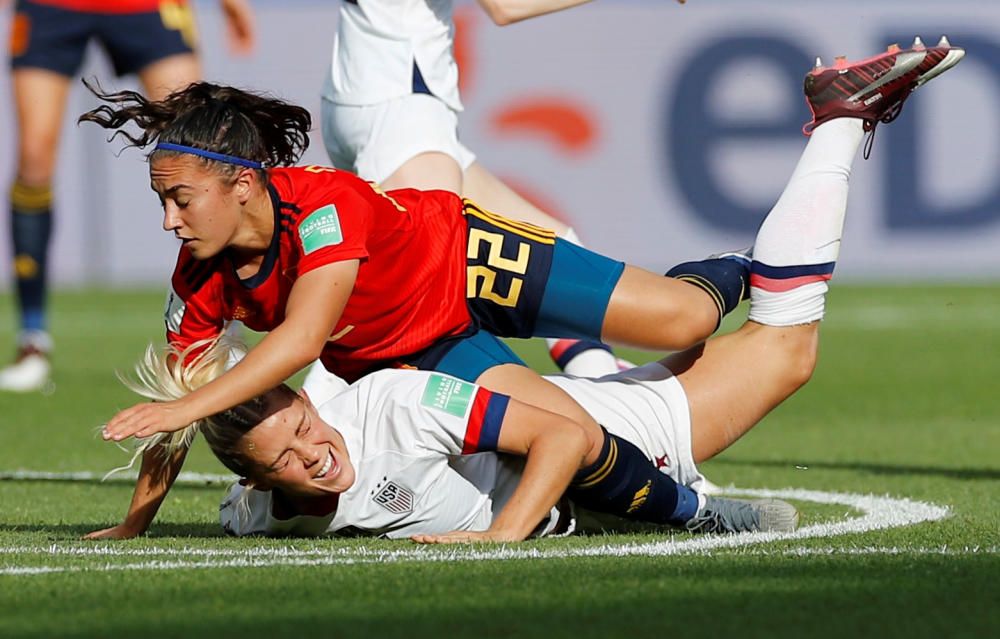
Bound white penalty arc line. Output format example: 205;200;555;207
0;487;950;576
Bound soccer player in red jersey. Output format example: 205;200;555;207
0;0;255;392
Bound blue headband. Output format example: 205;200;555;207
154;142;264;169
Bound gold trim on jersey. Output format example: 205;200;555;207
327;324;355;342
462;199;556;245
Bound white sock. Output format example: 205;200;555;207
546;338;620;377
561;347;620;377
748;118;864;326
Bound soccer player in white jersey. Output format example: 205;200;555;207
102;36;965;542
318;0;695;379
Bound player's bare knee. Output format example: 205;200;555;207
17;145;58;185
573;419;605;466
550;406;605;465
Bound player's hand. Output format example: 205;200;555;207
83;523;145;540
410;529;525;544
220;0;256;55
102;401;192;441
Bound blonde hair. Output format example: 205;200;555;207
113;334;293;481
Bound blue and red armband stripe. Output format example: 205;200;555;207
461;388;510;454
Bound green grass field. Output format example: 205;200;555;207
1;286;998;638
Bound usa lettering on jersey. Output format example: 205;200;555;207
372;481;414;514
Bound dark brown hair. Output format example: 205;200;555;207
79;80;312;173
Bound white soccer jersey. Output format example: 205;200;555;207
221;364;705;538
222;370;563;538
329;0;463;110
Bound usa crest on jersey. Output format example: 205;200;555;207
372;481;414;515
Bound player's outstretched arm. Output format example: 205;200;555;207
84;444;189;540
102;260;359;442
476;0;593;26
411;399;590;544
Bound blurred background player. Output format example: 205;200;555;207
0;0;256;392
319;0;687;379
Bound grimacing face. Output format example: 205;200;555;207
241;390;357;499
149;154;245;260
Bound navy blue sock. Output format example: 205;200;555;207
569;427;699;526
666;256;750;329
10;181;53;332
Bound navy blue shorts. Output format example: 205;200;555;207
10;0;196;77
401;200;626;382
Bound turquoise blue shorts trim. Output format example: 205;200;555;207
431;331;525;383
534;239;625;340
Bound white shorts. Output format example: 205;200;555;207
320;92;476;183
547;363;707;493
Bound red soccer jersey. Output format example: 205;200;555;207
30;1;169;14
165;166;472;382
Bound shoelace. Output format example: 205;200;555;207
684;502;759;534
862;90;911;160
684;510;727;534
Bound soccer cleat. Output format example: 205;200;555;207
0;344;51;393
802;37;965;136
684;496;799;534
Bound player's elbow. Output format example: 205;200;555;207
286;323;332;360
478;0;520;26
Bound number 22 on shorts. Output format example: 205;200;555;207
466;229;529;308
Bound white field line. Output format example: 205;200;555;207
0;487;952;576
0;469;236;485
3;545;995;577
733;545;998;557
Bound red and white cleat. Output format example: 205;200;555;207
803;36;965;136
